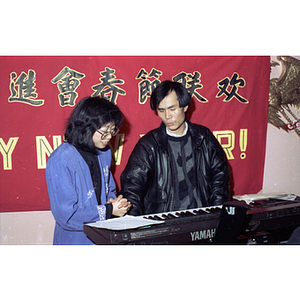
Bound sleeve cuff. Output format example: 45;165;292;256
105;203;113;219
96;203;113;220
96;205;106;221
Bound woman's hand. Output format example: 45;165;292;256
108;195;131;217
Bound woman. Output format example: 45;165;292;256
46;96;131;245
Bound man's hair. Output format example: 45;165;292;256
150;80;191;111
65;96;123;153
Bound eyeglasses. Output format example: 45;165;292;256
96;126;119;139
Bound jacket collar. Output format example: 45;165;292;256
158;122;168;152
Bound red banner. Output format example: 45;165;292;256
0;56;270;212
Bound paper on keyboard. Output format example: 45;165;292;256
86;215;165;230
232;193;297;204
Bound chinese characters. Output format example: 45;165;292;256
135;69;208;104
51;66;85;107
9;70;44;106
136;68;162;104
217;72;248;103
92;67;126;105
173;71;208;103
8;67;248;107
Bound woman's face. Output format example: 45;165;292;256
92;122;117;149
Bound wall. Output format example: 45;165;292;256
262;56;300;196
1;56;299;245
0;210;54;245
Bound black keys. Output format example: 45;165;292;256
175;211;196;217
161;213;177;219
143;206;222;221
192;209;208;215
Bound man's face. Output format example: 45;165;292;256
157;90;188;135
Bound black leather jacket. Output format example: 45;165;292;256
120;120;230;216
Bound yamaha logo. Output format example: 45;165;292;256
190;229;216;241
225;206;236;215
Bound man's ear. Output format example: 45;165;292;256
184;105;189;113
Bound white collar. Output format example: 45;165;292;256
166;122;188;137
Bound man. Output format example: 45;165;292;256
120;80;230;216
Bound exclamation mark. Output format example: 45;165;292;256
239;129;247;159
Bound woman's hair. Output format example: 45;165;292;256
150;80;191;110
65;96;123;153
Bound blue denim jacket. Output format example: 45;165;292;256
46;142;116;245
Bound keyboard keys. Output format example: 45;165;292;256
143;205;222;221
